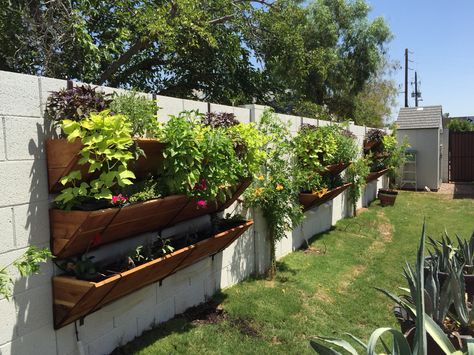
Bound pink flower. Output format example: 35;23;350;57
112;194;128;205
197;200;208;208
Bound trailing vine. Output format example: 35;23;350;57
244;109;303;278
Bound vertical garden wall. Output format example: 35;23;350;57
0;70;387;355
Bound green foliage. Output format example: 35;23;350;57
1;1;391;119
346;157;371;215
353;58;399;127
382;131;409;187
110;92;161;137
293;124;357;192
244;109;303;276
45;85;112;126
55;111;136;209
311;224;474;354
448;119;474;132
0;247;52;300
159;111;265;203
127;178;162;204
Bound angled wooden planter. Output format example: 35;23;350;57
365;168;389;183
50;178;252;259
299;182;353;212
322;161;351;176
46;138;165;193
53;220;253;329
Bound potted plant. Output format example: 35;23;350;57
377;128;409;206
293;124;358;211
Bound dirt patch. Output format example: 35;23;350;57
303;245;326;255
437;182;474;198
183;301;227;325
313;287;334;304
376;210;393;242
337;264;366;291
355;207;369;215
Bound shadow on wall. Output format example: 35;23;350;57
8;123;54;355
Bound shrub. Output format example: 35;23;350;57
447;118;474;132
46;85;112;126
201;112;240;128
109;92;160;137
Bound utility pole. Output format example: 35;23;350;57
404;48;409;107
414;71;418;107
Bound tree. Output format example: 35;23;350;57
352;58;399;127
0;0;393;115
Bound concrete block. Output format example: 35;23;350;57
154;297;175;324
14;286;53;337
0;207;14;251
87;329;127;355
12;201;50;248
318;119;330;127
183;99;207;113
209;103;233;114
0;118;5;161
3;116;45;160
75;306;114;343
0;160;49;206
276;113;301;132
0;71;40;117
233;107;251;123
173;275;206;314
302;117;318;126
0;324;56;355
0;298;18;345
220;228;255;278
38;76;67;120
55;323;77;355
156;95;184;122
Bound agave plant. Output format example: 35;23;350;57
311;224;474;355
427;231;474;273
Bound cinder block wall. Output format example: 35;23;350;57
0;71;385;355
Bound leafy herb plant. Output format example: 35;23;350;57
109;91;161;137
55;111;136;209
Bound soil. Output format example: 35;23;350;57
182;301;261;337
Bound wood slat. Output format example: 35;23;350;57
53;220;253;329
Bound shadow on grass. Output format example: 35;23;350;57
111;292;229;355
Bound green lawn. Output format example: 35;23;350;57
113;191;474;355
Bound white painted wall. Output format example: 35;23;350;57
0;71;386;355
397;128;441;190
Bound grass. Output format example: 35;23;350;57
113;191;474;354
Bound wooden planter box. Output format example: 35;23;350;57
53;220;253;329
50;178;252;259
46;138;165;193
322;161;351;176
299;182;352;212
365;168;389;183
363;140;381;152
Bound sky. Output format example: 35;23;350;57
368;0;474;120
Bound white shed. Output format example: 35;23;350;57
396;105;443;191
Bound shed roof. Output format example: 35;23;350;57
396;105;442;130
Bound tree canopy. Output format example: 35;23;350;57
0;0;395;125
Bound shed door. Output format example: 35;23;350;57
449;131;474;181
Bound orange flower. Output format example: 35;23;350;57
257;175;265;181
275;184;284;191
255;187;264;196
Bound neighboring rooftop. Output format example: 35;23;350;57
396;105;443;129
